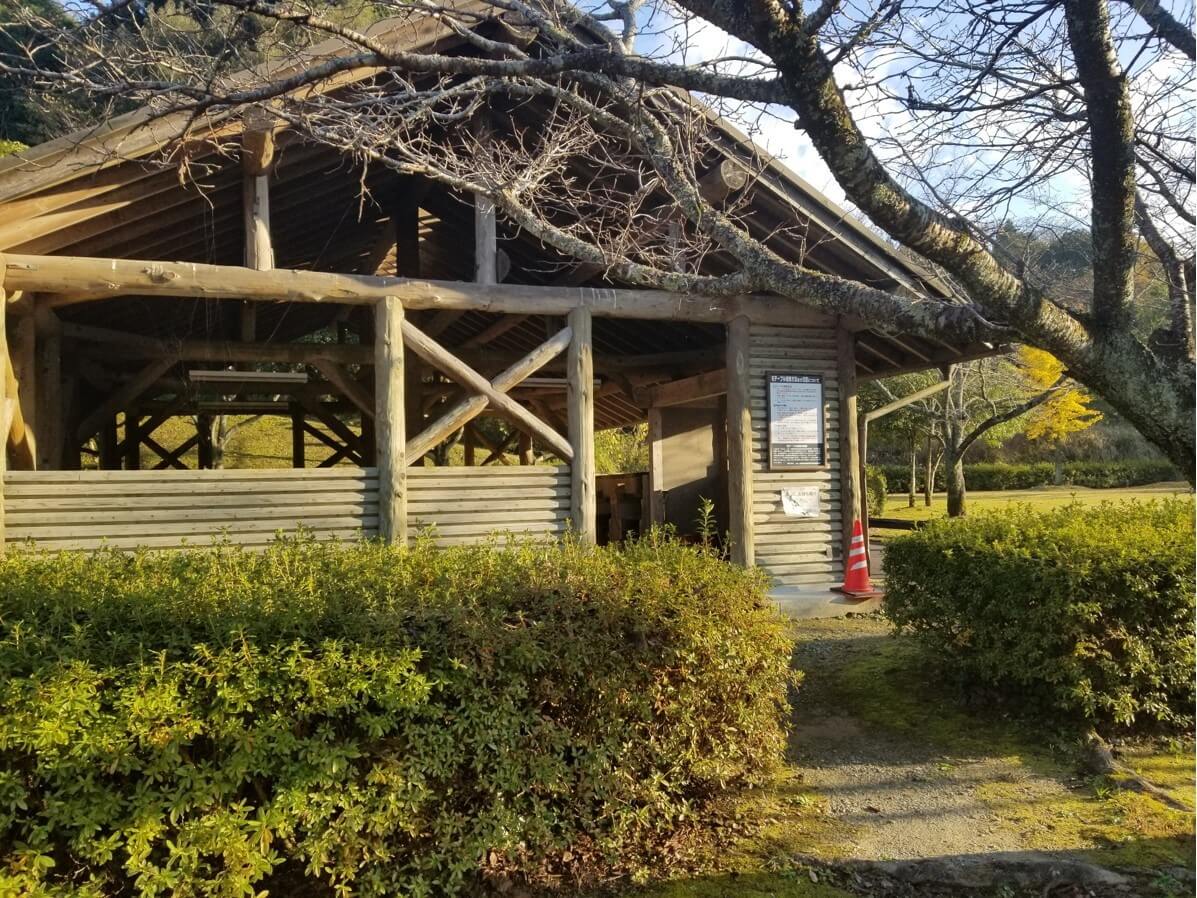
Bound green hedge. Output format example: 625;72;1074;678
878;459;1180;494
883;499;1195;733
0;537;792;897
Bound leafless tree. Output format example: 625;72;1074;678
1;0;1193;477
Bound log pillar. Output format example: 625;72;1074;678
290;402;305;468
726;315;754;566
647;406;664;525
241;110;275;341
1;286;7;552
567;306;595;543
837;325;863;568
34;305;62;470
196;414;214;469
123;412;141;470
375;296;407;545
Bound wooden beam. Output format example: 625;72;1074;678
312;360;374;419
1;254;835;326
567;306;596;543
375;296;406;545
401;318;573;461
698;158;749;205
857;343;1006;381
63;322;373;365
837;325;863;569
637;368;727;408
76;358;175;442
863;378;950;424
726;315;754;566
407;326;572;462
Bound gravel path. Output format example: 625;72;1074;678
789;617;1068;863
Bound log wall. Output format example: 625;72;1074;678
2;468;379;550
3;465;570;551
408;465;571;545
748;324;843;586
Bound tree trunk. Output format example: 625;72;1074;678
924;430;934;507
908;435;917;508
1053;451;1065;486
945;453;967;517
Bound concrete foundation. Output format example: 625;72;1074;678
771;582;884;619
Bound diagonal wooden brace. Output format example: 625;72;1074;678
406;324;573;463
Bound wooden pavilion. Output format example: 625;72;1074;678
0;12;994;589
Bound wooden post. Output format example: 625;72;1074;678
123;411;140;470
474;192;497;286
241;111;275;341
567;306;596;544
858;415;871;567
290;402;305;468
464;425;476;465
196;414;214;469
647;406;665;525
375;296;406;545
837;325;862;569
725;315;754;566
1;286;7;553
518;430;533;466
98;416;120;469
12;311;36;468
34;305;62;470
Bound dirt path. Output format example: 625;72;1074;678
789;617;1058;862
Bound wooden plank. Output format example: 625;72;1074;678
375;296;406;544
726;315;754;566
9;515;379;540
6;529;376;551
7;493;376;513
10;504;378;525
0;253;835;326
402;318;574;461
567;306;595;543
5;466;376;481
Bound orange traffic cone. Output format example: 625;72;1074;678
838;519;879;597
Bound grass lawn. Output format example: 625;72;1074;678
881;481;1192;520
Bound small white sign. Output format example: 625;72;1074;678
781;486;821;518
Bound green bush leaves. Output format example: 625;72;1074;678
884;499;1195;734
0;536;792;897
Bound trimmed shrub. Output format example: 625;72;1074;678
0;536;792;897
865;465;888;516
883;499;1196;734
878;458;1180;493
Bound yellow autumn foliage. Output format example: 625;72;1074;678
1018;347;1102;444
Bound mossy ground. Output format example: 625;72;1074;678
602;615;1194;897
